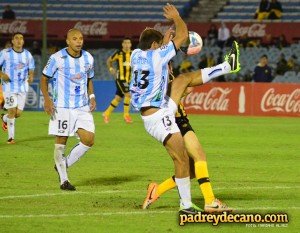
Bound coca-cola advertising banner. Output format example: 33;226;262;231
183;83;300;117
0;20;299;42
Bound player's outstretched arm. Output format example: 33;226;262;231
40;75;55;115
163;3;188;50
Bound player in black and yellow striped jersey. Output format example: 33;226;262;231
103;38;133;124
142;60;232;213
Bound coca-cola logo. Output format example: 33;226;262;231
183;87;232;111
74;22;107;36
0;20;27;34
232;23;266;38
261;88;300;113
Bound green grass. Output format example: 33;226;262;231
0;112;299;233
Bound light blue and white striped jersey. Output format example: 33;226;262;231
0;48;35;93
42;48;94;109
129;41;176;111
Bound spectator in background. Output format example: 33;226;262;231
255;0;270;20
253;54;273;82
31;41;42;56
198;54;207;69
207;53;216;67
287;55;300;73
2;5;15;20
276;54;288;75
4;41;12;49
205;24;218;46
261;34;274;47
217;22;230;48
268;0;283;19
274;34;288;49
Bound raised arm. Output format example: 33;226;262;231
163;3;188;50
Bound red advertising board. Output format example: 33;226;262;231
0;20;299;42
183;83;300;117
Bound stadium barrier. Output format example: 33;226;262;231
0;20;299;43
24;81;299;117
183;82;300;117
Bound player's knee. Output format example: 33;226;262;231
15;112;21;118
82;135;94;147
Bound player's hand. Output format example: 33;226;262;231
89;98;96;112
1;73;10;82
44;98;55;116
109;67;117;76
163;27;175;45
163;3;180;21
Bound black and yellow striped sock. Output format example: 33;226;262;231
123;96;130;117
104;98;120;116
195;161;215;204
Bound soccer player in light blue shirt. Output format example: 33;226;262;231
130;4;240;214
40;28;96;191
0;32;35;144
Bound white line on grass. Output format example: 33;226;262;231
0;207;299;219
0;186;299;200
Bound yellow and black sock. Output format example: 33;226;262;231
123;96;130;117
195;161;215;204
104;98;120;116
157;175;176;197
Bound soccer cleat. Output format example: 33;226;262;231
1;114;7;131
142;182;159;209
224;41;241;73
60;180;76;191
179;203;203;215
7;138;15;144
102;113;109;124
204;198;233;213
124;115;133;124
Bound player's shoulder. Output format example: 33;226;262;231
0;48;12;54
81;50;93;59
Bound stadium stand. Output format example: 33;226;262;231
215;0;300;22
0;0;198;21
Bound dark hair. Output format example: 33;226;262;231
138;28;163;50
11;32;24;40
123;37;131;42
261;54;268;59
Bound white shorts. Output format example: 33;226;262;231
141;98;180;144
49;105;95;137
3;92;26;110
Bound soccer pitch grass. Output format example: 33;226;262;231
0;112;299;233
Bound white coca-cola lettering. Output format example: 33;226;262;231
183;87;232;111
261;88;300;113
153;23;170;34
0;20;27;34
74;22;107;36
232;23;266;38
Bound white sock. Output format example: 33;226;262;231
54;144;68;184
7;118;15;140
66;142;90;167
175;177;192;208
3;114;8;123
201;61;231;83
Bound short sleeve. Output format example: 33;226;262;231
154;41;177;65
88;56;94;79
0;50;4;67
42;55;57;78
28;53;35;70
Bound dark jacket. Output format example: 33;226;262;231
253;65;273;82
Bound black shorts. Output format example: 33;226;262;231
115;79;129;97
175;116;194;136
